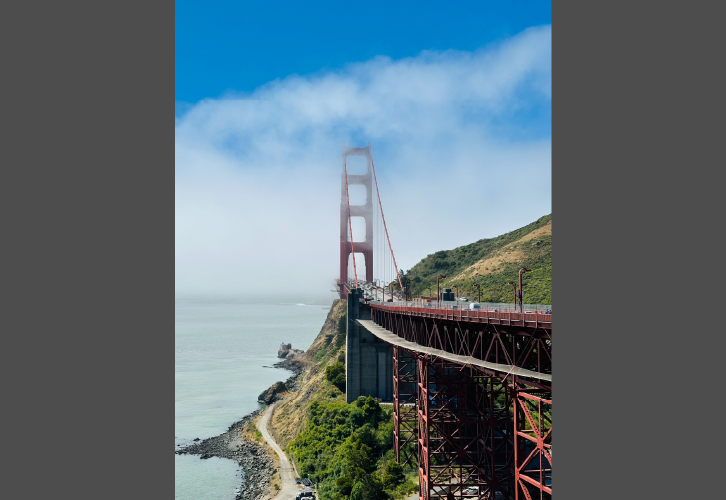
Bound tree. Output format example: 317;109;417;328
350;474;386;500
362;396;383;426
382;461;404;488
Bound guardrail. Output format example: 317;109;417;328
346;281;551;314
369;300;552;329
370;300;552;314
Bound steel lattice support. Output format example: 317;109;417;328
394;346;419;467
368;306;552;499
417;355;432;500
417;356;515;499
477;374;515;499
513;380;551;500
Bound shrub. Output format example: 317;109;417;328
325;362;346;392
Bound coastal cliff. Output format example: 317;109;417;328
264;299;418;500
268;299;348;449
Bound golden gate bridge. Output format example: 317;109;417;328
337;144;551;500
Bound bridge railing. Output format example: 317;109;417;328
370;299;552;314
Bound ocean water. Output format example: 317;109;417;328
175;301;330;500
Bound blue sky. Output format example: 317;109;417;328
175;2;551;301
176;1;550;103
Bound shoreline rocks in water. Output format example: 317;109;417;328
277;342;304;359
175;348;309;500
175;409;274;500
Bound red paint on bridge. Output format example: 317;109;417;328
371;303;552;331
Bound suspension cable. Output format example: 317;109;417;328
370;156;403;292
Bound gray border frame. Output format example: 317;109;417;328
2;1;173;498
553;2;720;498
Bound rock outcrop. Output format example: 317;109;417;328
257;381;287;404
277;343;292;358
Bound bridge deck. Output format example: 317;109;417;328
369;303;552;330
357;319;551;382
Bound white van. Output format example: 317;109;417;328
469;303;480;310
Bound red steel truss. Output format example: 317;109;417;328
371;306;552;500
394;346;419;467
513;385;551;500
416;355;515;500
372;307;551;379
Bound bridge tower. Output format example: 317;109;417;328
339;144;374;297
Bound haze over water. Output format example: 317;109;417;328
175;301;330;500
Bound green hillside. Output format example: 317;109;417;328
267;300;418;500
403;214;551;305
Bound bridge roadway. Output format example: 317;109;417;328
370;302;552;331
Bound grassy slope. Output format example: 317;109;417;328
405;214;551;304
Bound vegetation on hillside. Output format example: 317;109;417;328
268;299;417;499
289;396;416;500
402;214;551;304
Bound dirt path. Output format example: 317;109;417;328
257;402;302;500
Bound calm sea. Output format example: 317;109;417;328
175;301;330;500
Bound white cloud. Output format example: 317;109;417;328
175;25;551;301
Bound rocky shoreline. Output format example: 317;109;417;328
175;409;274;500
175;350;307;500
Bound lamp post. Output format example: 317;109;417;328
400;273;409;301
437;275;447;304
452;285;459;301
507;281;517;310
473;283;481;303
518;268;532;312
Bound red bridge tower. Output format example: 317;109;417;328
339;144;374;297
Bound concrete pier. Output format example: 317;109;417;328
345;289;392;403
